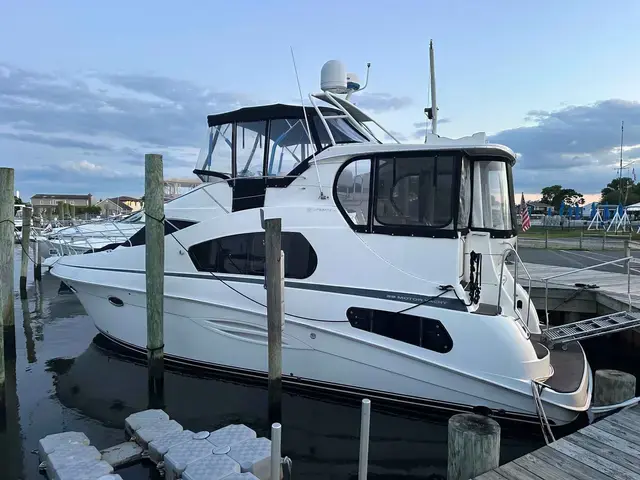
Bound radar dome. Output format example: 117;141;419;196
346;73;361;92
321;60;348;94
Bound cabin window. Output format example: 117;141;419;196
346;307;453;353
195;123;233;178
267;119;314;176
237;121;267;177
374;154;455;229
188;232;318;279
335;159;372;226
471;160;514;231
123;220;198;247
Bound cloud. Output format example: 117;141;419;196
489;100;640;194
412;118;452;139
0;64;251;198
352;92;412;113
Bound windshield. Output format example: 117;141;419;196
471;160;514;231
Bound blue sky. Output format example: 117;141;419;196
1;0;639;202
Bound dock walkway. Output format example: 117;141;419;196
508;261;640;311
474;405;640;479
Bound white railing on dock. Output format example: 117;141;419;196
540;256;635;330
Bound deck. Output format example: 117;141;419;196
474;405;640;479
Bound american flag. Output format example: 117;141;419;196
520;193;531;232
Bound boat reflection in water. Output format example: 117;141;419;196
48;334;542;479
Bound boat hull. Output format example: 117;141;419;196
58;276;590;427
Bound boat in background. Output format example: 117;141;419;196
39;211;145;267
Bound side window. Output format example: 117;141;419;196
189;232;318;279
335;159;372;226
267;119;313;176
237;121;267;177
123;219;197;247
194;124;232;176
374;155;455;228
346;307;453;353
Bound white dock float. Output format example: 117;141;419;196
38;409;285;480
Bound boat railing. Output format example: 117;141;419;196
540;256;635;330
43;220;140;257
497;246;533;334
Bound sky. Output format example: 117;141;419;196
1;0;639;202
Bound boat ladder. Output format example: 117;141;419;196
541;311;640;349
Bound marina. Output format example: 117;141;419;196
1;24;640;479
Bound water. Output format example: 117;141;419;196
2;246;635;479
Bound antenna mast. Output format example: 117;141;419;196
619;120;624;203
424;40;438;138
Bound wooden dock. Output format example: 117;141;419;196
474;405;640;479
509;262;640;312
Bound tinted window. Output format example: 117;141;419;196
346;307;453;354
189;232;317;279
374;154;456;229
335;159;372;226
124;219;197;247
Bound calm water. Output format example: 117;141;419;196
0;246;635;479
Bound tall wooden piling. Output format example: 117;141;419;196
594;369;636;407
144;153;165;409
19;206;31;298
447;413;500;480
0;168;15;419
265;217;284;425
33;239;42;281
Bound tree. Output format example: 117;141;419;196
540;185;584;209
600;177;640;205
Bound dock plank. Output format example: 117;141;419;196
579;424;640;456
605;409;640;432
528;446;613;480
593;418;640;447
494;461;545;479
548;438;639;480
563;431;640;476
513;452;580;480
473;470;509;480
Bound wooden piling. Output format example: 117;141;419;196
265;217;284;425
594;369;636;407
0;168;15;419
544;229;548;249
447;413;500;480
579;231;583;250
34;239;42;281
19;206;31;298
144;153;165;409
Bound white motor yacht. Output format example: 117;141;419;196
51;61;591;427
39;212;145;267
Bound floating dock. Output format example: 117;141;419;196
474;404;640;479
37;409;286;480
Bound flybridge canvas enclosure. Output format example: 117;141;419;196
194;103;379;183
